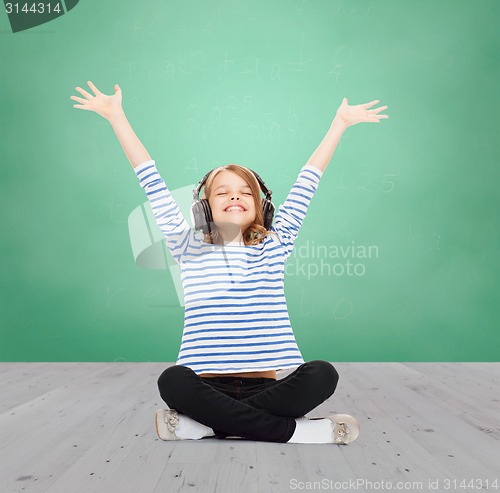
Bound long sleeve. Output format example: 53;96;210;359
271;164;323;262
134;159;192;264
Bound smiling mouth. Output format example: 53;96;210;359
224;206;246;212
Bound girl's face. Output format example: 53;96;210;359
208;170;256;235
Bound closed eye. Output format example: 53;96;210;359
217;193;252;196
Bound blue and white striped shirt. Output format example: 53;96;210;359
134;160;323;375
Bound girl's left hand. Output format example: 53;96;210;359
335;98;389;128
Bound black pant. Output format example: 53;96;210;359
157;360;339;443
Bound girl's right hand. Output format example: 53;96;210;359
70;81;123;121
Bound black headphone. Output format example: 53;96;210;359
190;168;275;235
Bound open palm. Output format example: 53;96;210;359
70;81;123;121
336;98;389;128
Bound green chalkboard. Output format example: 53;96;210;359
1;0;498;363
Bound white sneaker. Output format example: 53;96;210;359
309;413;360;444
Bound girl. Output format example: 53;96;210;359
71;81;388;445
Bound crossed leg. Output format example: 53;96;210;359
240;360;339;417
157;360;339;443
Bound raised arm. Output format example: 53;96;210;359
272;164;323;262
306;97;389;174
272;98;389;260
71;81;193;263
70;81;151;168
133;160;193;264
109;109;151;169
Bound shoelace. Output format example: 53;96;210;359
166;411;179;433
334;421;350;443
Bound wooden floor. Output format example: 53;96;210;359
0;363;499;493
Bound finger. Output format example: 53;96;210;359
70;95;86;104
75;86;93;99
363;100;380;109
370;105;388;114
367;106;388;116
72;104;89;110
87;80;101;96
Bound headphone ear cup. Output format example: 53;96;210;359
262;199;275;231
191;200;202;231
200;198;213;235
191;199;211;234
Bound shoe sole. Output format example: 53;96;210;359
155;409;163;439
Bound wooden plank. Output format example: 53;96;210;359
0;363;103;413
41;385;173;493
155;462;258;493
0;364;158;493
405;362;500;407
0;362;49;382
346;362;500;490
317;363;460;492
256;442;366;493
401;363;500;439
453;363;500;381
